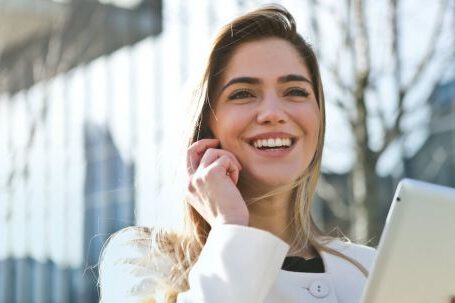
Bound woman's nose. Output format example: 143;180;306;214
256;93;287;125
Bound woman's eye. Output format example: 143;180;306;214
285;88;310;97
228;90;254;100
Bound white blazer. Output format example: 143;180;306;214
100;225;376;303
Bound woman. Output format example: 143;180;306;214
99;5;376;303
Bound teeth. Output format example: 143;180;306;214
276;138;283;146
252;138;292;148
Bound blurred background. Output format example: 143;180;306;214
0;0;453;302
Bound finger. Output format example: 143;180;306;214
206;155;240;185
220;156;240;185
187;139;220;174
226;163;240;184
199;148;242;172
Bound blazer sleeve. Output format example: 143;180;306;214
176;224;290;303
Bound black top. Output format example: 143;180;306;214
281;256;325;273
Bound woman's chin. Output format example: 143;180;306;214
239;171;298;191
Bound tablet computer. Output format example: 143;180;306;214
361;178;455;303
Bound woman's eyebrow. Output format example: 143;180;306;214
220;77;260;93
278;74;313;85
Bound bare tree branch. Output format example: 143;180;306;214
308;0;320;55
402;0;450;93
327;64;355;96
318;0;453;242
377;0;451;158
375;0;406;159
353;0;370;85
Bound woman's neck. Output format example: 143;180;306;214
248;193;294;243
243;186;295;242
244;187;317;259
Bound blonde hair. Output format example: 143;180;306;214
99;4;368;302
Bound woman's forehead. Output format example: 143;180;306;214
221;38;311;83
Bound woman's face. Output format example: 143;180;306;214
209;38;320;188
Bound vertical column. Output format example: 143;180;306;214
152;0;180;229
12;93;31;303
134;36;158;227
128;43;138;229
108;47;135;232
44;77;68;303
66;67;86;303
42;82;53;303
82;58;110;303
28;83;51;303
0;93;14;303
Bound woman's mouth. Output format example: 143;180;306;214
250;137;294;150
245;132;298;156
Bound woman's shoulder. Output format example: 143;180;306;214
322;235;375;253
99;226;183;303
320;236;377;270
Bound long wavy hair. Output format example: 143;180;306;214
184;3;326;257
100;5;368;303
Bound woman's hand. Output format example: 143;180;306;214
186;138;249;227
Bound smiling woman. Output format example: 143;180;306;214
99;5;376;303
